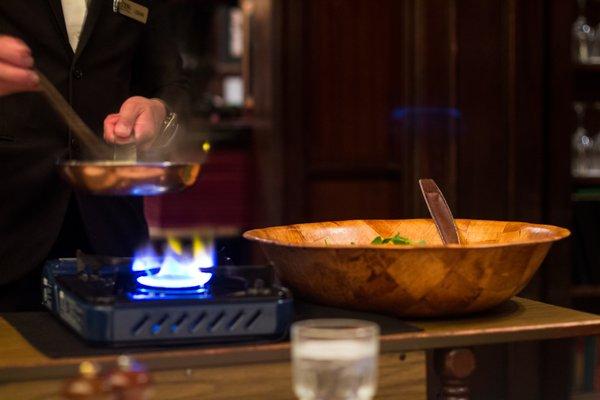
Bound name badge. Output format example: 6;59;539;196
113;0;149;24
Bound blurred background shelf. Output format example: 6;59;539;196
574;63;600;73
574;176;600;187
571;285;600;298
571;393;600;400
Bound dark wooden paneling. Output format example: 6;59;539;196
544;0;575;307
307;180;402;222
304;1;400;166
284;0;547;222
511;0;545;224
408;0;458;216
455;0;510;219
250;0;284;227
280;0;409;223
279;0;306;223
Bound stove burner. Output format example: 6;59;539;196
136;275;205;289
136;260;212;288
129;284;211;301
131;237;215;290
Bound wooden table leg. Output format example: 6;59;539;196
433;348;476;400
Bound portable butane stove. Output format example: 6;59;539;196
42;255;293;345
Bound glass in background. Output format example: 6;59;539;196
291;319;380;400
573;0;594;63
572;102;596;177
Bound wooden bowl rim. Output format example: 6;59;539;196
243;218;571;250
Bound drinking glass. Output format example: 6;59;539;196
291;319;380;400
573;102;594;176
573;0;594;63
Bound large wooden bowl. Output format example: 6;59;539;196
243;219;570;317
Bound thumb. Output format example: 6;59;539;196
114;102;141;139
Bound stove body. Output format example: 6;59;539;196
42;259;293;345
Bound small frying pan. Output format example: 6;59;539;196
35;69;204;196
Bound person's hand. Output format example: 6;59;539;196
0;35;38;96
103;96;167;150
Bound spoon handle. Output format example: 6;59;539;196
419;179;461;245
36;69;110;158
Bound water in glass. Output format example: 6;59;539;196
291;319;379;400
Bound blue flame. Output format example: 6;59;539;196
132;238;215;289
131;185;169;196
137;254;213;288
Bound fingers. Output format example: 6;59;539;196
0;62;38;90
0;36;33;67
103;97;166;148
132;108;159;150
103;114;121;144
114;99;142;141
0;36;38;96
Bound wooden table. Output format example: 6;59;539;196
1;297;600;399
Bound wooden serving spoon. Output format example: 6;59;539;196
36;69;111;159
418;178;461;245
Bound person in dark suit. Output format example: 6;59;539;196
0;1;189;310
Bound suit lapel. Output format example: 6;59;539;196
74;0;103;61
47;0;72;55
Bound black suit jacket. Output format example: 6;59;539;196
0;1;189;284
